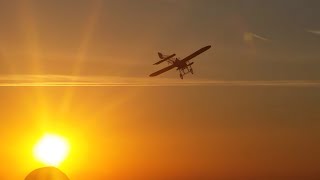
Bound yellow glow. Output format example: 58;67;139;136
33;134;70;167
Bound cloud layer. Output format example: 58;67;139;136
0;75;319;87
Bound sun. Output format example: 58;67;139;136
33;134;70;167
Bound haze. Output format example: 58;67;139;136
0;0;319;179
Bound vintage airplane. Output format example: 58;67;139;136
149;45;211;79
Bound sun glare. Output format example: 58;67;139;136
33;134;70;167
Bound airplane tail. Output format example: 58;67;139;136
158;52;164;59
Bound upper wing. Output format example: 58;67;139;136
180;45;211;63
153;54;176;65
149;64;176;77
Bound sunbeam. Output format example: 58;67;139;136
58;0;104;121
18;0;51;133
0;45;16;74
74;0;103;75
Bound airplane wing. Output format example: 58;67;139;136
149;64;176;77
153;54;176;65
180;45;211;63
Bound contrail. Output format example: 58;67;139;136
0;75;319;87
244;32;271;42
306;29;320;35
252;33;271;41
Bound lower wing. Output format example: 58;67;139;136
149;64;176;77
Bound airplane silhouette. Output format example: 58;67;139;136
149;45;211;79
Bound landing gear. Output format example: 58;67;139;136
178;65;194;79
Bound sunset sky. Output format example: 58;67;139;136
0;0;320;179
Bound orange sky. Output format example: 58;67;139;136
0;86;319;179
0;1;320;179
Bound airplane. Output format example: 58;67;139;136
149;45;211;79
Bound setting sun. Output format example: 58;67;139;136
33;134;70;167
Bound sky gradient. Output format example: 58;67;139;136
0;0;319;179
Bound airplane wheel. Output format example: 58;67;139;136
180;74;183;79
190;68;194;74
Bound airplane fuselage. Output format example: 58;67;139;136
174;59;187;69
174;58;194;70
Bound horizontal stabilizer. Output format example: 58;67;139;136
153;54;176;65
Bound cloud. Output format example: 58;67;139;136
306;29;320;35
0;74;319;87
244;32;271;42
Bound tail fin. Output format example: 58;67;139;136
158;52;164;59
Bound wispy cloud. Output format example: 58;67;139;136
0;75;319;87
306;29;320;35
244;32;271;42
